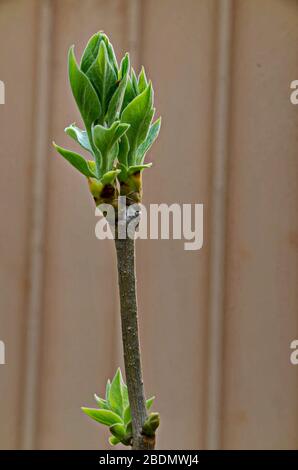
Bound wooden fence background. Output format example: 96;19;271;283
0;0;297;449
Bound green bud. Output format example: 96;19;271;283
120;171;142;204
142;412;160;437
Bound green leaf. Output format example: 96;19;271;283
118;164;128;182
94;394;109;409
138;66;148;93
109;368;124;417
53;143;97;178
146;396;155;410
65;124;93;154
109;423;126;441
80;32;103;73
101;170;121;186
86;41;117;118
121;381;129;411
93;121;129;173
121;83;154;165
131;68;139;95
126;421;133;436
81;408;123;426
119;53;130;80
87;160;97;174
102;33;118;75
68;46;101;132
123;406;131;425
118;134;130;168
136;117;161;164
109;436;120;446
127;163;152;176
105;379;111;403
121;78;136;113
106;59;130;126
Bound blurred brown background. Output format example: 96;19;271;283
0;0;297;450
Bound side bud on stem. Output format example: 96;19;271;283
119;171;143;205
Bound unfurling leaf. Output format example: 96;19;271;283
118;134;130;168
107;56;130;126
123;405;131;425
102;33;118;75
93;121;129;173
81;408;123;427
68;46;101;132
80;32;103;73
131;68;139;95
127;164;152;176
94;394;109;409
53;143;97;178
121;380;129;411
146;396;155;410
109;423;126;441
101;170;121;186
121;83;154;165
119;53;130;80
136;117;161;164
138;66;148;93
121;78;137;113
65;124;93;154
105;379;111;403
108;368;124;417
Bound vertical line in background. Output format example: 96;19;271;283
127;0;142;70
20;0;52;450
206;0;233;450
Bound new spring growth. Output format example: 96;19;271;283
81;368;158;447
53;31;161;450
53;32;161;207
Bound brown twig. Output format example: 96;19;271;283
114;212;155;450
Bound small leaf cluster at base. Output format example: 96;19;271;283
81;368;155;447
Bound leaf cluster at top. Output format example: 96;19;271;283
53;32;161;192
